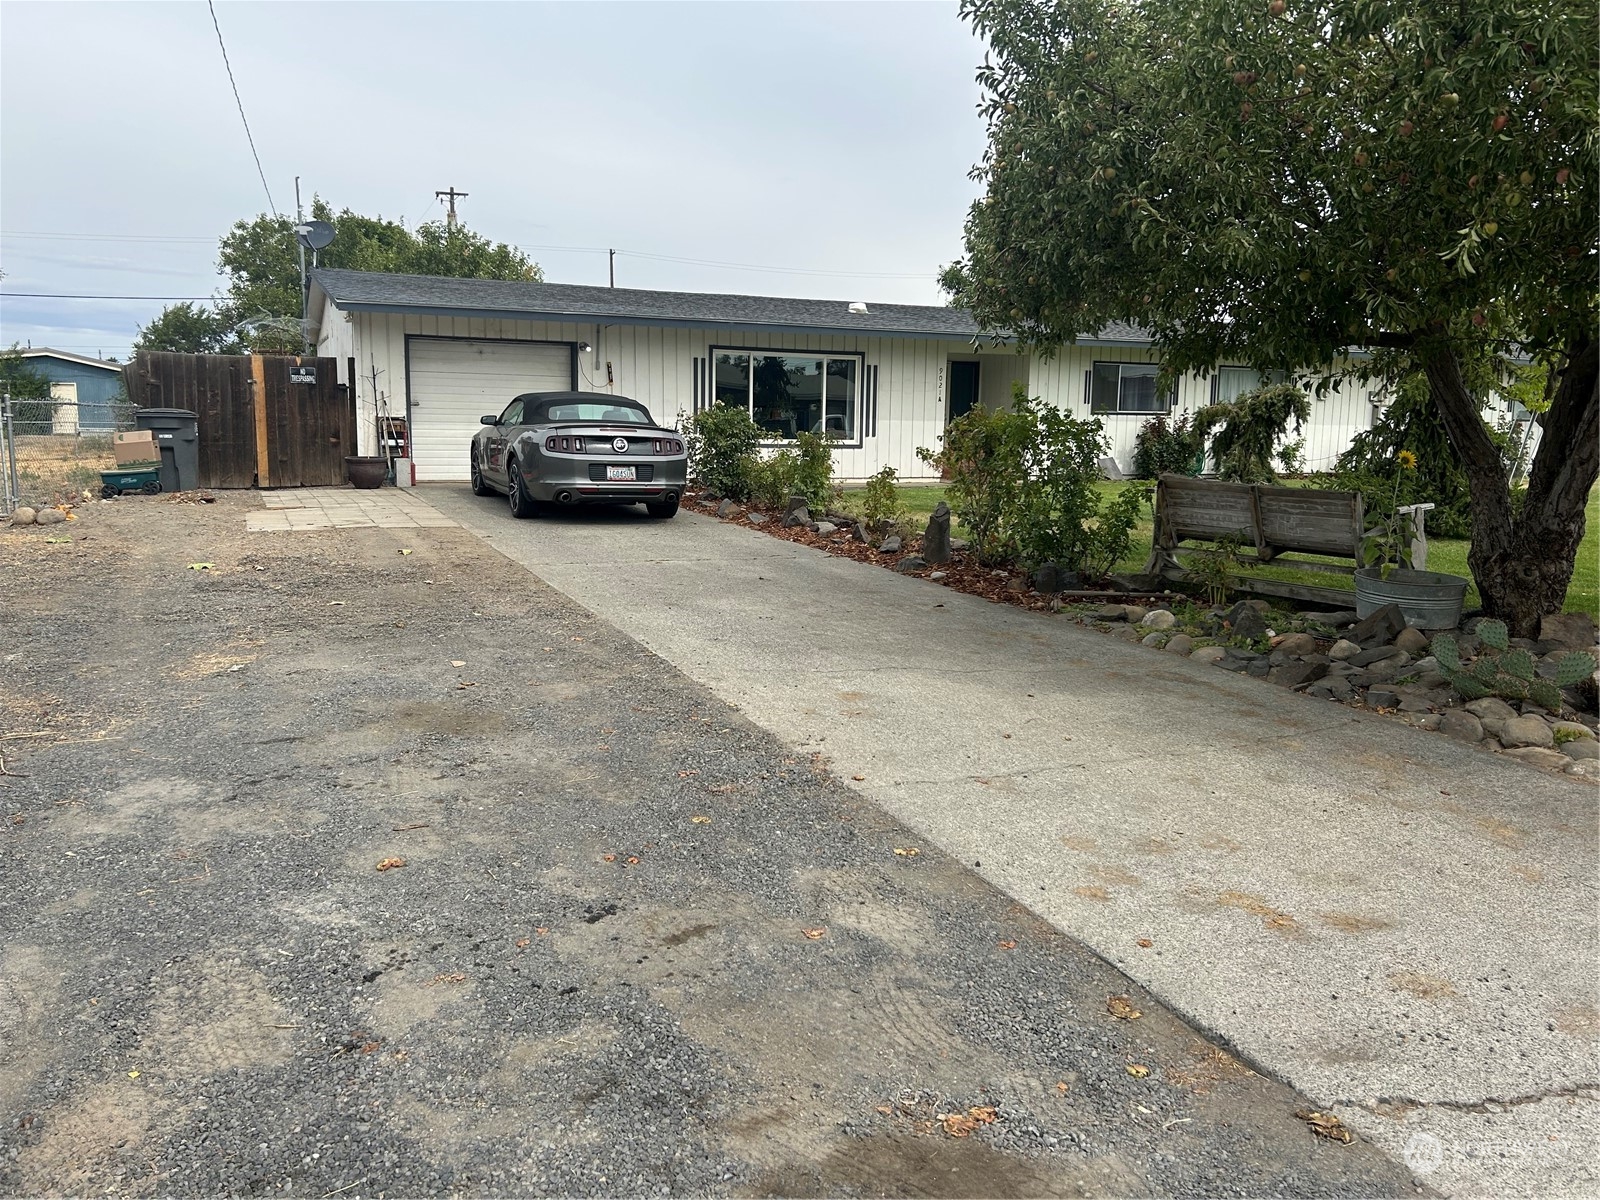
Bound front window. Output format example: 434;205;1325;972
713;349;861;440
1089;362;1171;414
1212;366;1288;405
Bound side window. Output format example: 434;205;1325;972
498;399;524;426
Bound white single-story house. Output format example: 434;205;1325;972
308;268;1397;484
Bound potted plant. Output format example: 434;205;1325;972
1354;450;1468;629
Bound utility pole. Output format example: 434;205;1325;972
295;176;309;355
435;186;469;226
609;249;616;288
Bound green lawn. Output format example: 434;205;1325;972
853;481;1600;617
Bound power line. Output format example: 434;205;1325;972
207;0;278;217
0;293;217;300
0;231;216;243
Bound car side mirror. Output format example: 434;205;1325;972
480;415;500;426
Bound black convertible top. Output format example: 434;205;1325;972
514;391;656;426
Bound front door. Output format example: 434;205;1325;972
948;360;980;423
486;397;524;482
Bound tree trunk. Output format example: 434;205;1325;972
1419;337;1599;638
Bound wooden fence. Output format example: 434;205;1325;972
121;352;356;488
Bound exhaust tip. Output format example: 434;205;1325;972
555;490;574;505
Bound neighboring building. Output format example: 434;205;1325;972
307;268;1382;484
18;349;126;432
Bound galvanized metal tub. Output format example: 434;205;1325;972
1353;567;1469;630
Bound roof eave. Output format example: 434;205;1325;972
332;298;991;343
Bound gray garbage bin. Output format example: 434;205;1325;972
134;408;200;493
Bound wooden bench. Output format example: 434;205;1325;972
1144;475;1368;606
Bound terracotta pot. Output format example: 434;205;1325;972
344;456;388;490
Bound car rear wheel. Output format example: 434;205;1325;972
507;460;538;519
645;498;679;519
470;455;493;496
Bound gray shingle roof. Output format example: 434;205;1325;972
310;269;1150;345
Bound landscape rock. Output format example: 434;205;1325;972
894;555;927;574
746;512;768;525
1164;634;1195;656
879;535;902;555
1190;646;1229;665
1351;644;1405;667
1539;611;1599;652
1439;711;1484;742
36;508;66;526
928;571;947;582
1320;610;1360;629
1395;627;1431;655
1366;688;1401;709
1273;632;1318;656
785;494;809;517
1551;720;1597;741
851;523;868;542
1327;638;1362;660
716;499;742;519
1464;697;1518;721
10;506;36;526
1141;632;1165;648
951;538;969;551
1270;661;1327;688
1348;603;1406;647
1499;715;1555;749
1406;713;1443;731
813;521;838;536
1121;606;1150;624
1501;746;1572;770
1005;578;1029;594
1246;659;1271;679
1109;572;1165;593
1140;609;1177;631
922;502;953;565
1214;653;1251;673
1230;608;1268;643
1030;562;1079;593
1096;604;1129;622
1560;738;1600;760
1566;759;1600;778
782;505;811;528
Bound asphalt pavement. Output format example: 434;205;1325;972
1;495;1417;1197
425;484;1600;1199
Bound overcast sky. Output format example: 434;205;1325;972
0;0;991;360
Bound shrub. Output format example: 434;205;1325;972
918;383;1148;579
685;404;762;500
917;396;1032;564
1331;369;1523;540
1190;383;1311;483
1131;414;1199;479
1277;438;1307;476
856;466;909;543
748;450;797;510
790;431;835;512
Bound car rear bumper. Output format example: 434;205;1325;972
527;473;687;505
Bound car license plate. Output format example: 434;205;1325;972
606;465;636;482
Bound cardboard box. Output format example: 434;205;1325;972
113;430;159;467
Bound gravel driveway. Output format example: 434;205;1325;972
0;495;1416;1197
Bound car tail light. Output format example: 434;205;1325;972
653;439;663;454
545;436;557;451
573;437;584;451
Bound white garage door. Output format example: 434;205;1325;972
408;338;574;481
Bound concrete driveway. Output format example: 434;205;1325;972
426;486;1600;1199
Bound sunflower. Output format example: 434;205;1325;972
1397;449;1418;470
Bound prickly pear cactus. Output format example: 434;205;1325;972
1433;634;1463;673
1557;650;1598;686
1500;647;1536;682
1476;619;1510;650
1529;680;1563;712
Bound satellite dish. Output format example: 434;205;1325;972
295;220;335;250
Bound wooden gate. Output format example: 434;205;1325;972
122;352;355;488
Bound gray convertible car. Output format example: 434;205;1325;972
470;391;688;519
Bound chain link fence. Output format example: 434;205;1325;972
1;394;142;515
